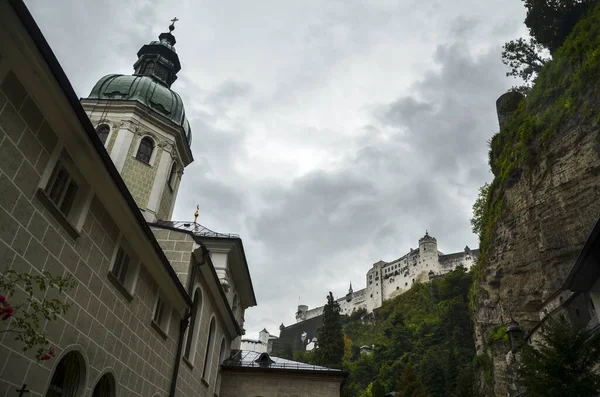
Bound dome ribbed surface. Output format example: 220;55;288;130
88;74;192;145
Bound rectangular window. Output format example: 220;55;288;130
112;247;130;285
154;297;165;325
45;162;79;217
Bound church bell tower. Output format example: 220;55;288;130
80;19;193;222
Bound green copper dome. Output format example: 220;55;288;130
87;74;192;144
86;21;192;145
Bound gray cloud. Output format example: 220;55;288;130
25;0;526;337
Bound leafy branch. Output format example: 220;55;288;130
0;268;75;361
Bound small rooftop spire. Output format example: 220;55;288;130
193;204;199;224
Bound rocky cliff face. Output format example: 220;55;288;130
473;5;600;395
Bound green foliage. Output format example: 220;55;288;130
502;37;550;84
0;268;75;361
314;291;345;369
470;183;490;236
341;268;476;396
516;318;600;396
293;350;315;364
524;0;595;53
395;364;427;397
487;325;509;345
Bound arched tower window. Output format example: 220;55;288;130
184;289;202;361
95;124;110;145
91;373;115;397
202;317;216;380
136;137;154;164
45;351;85;397
168;161;177;190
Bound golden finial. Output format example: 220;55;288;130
193;205;199;224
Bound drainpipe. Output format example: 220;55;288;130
168;243;208;397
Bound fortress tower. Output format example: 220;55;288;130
80;21;194;222
419;231;439;272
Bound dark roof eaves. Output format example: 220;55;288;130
563;216;600;289
8;0;192;307
220;365;349;378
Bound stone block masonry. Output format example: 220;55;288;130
0;66;181;397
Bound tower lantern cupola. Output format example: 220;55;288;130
134;18;181;88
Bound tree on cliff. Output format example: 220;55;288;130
523;0;595;53
501;0;594;89
501;38;549;85
314;292;345;368
516;318;600;396
470;182;490;237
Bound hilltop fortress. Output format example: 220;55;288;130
295;232;479;322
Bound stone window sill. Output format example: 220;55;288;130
106;271;134;302
132;156;153;168
201;378;209;388
35;189;80;240
182;355;194;370
150;320;168;340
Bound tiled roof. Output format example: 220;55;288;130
222;350;344;372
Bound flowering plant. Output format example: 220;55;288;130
0;269;74;361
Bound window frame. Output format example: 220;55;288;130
107;237;140;302
95;123;111;146
151;294;170;339
135;136;155;165
202;316;217;382
37;147;93;239
183;287;203;365
167;160;178;191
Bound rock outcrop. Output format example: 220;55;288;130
473;4;600;395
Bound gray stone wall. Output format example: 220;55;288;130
0;64;184;396
120;134;163;209
220;371;344;397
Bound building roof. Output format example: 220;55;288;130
153;220;240;238
222;350;346;374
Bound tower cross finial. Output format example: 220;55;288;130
168;17;179;32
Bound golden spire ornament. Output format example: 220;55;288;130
193;205;199;224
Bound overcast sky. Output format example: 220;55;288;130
25;0;527;338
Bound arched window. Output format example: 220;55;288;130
136;137;154;164
91;373;115;397
95;124;110;145
215;338;227;396
202;317;216;380
45;351;85;397
184;289;202;361
168;161;177;190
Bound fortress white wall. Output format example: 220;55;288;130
295;232;478;323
